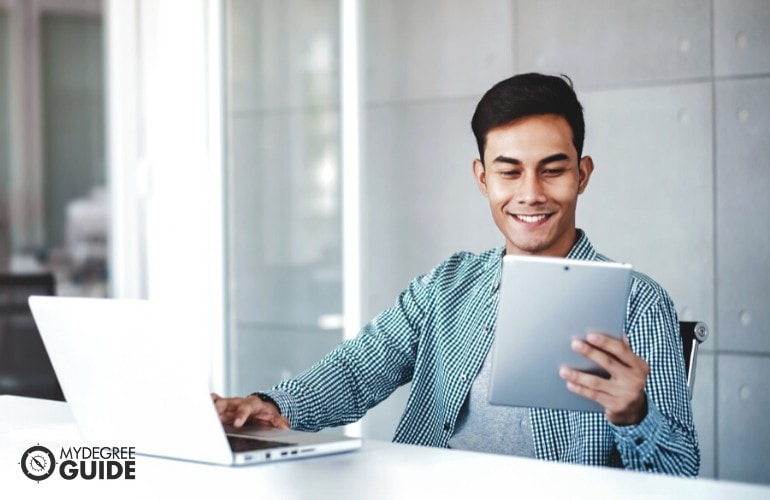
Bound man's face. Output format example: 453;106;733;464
473;114;593;257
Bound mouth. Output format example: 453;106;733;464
511;213;551;224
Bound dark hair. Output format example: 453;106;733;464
471;73;585;162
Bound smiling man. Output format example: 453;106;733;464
214;73;699;476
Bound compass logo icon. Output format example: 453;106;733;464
20;445;57;482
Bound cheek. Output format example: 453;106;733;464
548;180;580;200
485;182;513;202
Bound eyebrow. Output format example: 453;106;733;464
492;153;571;166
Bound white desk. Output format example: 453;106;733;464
2;395;769;499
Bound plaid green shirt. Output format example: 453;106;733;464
263;230;699;476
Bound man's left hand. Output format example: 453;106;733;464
559;332;649;426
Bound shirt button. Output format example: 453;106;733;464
443;423;451;431
635;437;644;445
459;374;467;382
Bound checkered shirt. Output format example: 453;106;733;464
261;230;699;476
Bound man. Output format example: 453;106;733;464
214;73;699;476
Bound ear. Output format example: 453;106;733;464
577;155;594;195
473;159;489;197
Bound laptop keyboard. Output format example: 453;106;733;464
226;434;296;452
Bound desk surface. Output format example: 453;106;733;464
2;395;769;499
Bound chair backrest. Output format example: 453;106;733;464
678;320;709;397
0;273;64;400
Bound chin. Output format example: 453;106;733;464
509;243;548;255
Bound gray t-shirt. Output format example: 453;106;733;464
448;344;535;457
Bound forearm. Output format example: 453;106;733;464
261;357;372;431
266;273;437;431
262;298;423;431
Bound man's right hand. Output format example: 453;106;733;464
211;393;290;429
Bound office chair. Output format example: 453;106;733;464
679;320;708;398
0;273;65;400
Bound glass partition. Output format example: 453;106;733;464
224;0;343;397
40;13;106;296
0;1;106;401
0;1;107;298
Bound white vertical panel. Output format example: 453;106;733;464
106;0;145;299
341;0;362;343
341;0;362;438
106;0;226;390
204;0;226;393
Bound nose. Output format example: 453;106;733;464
517;173;547;204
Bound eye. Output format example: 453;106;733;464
499;170;521;178
543;167;566;176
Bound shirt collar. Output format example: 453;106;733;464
566;229;596;260
489;246;506;293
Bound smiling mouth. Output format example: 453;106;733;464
513;214;551;224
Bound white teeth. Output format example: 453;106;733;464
516;214;547;223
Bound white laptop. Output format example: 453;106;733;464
28;296;361;466
488;255;633;413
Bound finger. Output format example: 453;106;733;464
273;416;290;429
213;397;227;415
586;333;650;381
560;365;610;394
213;396;240;418
571;338;628;376
584;332;637;365
253;413;291;430
561;366;638;414
559;359;643;405
233;402;257;428
213;397;249;424
571;338;649;392
566;378;640;419
213;396;233;415
561;369;614;407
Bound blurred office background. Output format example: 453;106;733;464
0;0;768;486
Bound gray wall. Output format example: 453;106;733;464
359;0;770;485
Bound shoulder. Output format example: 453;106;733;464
590;245;674;313
414;247;502;291
627;268;676;315
590;248;678;331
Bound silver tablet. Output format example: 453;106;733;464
488;255;633;413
